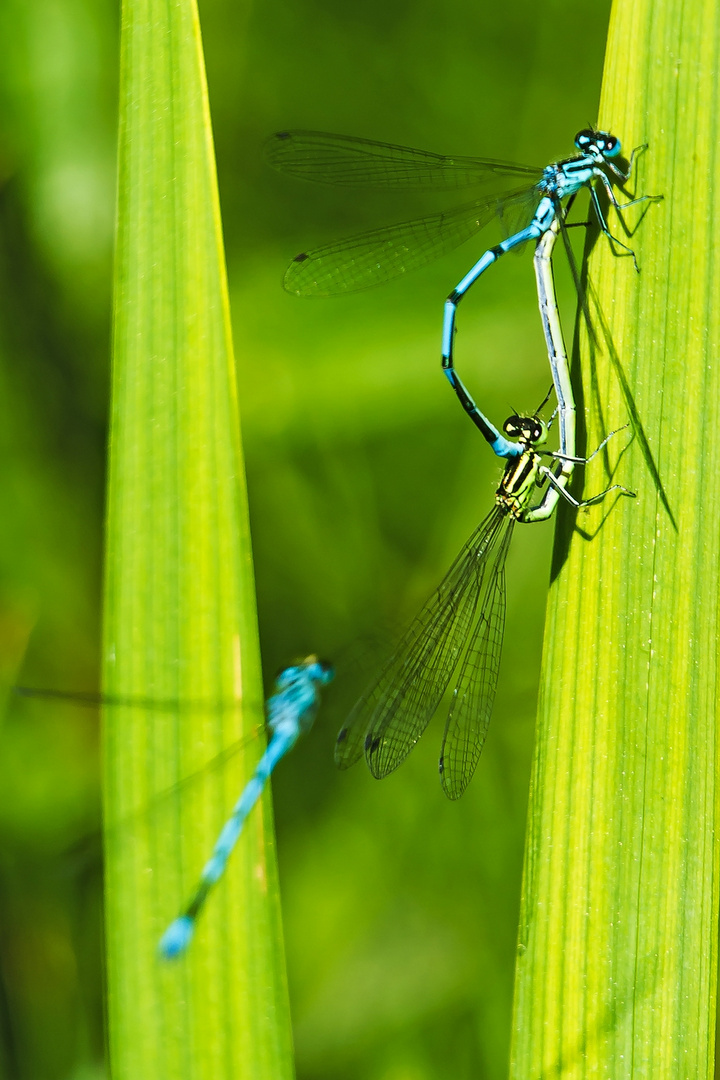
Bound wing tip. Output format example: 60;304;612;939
439;753;471;801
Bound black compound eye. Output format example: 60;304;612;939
316;659;335;682
603;134;621;157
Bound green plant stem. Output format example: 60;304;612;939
510;0;720;1074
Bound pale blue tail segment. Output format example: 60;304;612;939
160;916;194;958
159;656;334;960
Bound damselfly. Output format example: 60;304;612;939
266;128;659;451
159;655;333;957
17;656;334;958
335;410;633;799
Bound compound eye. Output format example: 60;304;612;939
317;660;335;683
513;419;534;440
603;134;621;157
531;424;543;440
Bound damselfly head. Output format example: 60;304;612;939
309;658;335;684
574;128;621;160
275;656;335;688
502;414;548;447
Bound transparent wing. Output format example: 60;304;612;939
439;520;514;800
499;187;547;249
284;190;536;296
14;686;247;714
266;131;541;190
335;508;509;777
15;686;266;829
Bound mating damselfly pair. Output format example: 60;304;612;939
267;125;655;794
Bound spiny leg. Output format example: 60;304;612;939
590;173;663;270
540;465;635;508
551;424;631;466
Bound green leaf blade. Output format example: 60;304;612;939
104;2;293;1077
510;0;720;1074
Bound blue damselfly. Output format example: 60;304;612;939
267;128;658;453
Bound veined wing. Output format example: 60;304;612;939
438;519;514;800
335;507;509;777
499;186;548;247
285;190;536;297
365;511;512;779
266;131;541;190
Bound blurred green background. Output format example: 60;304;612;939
0;0;612;1077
